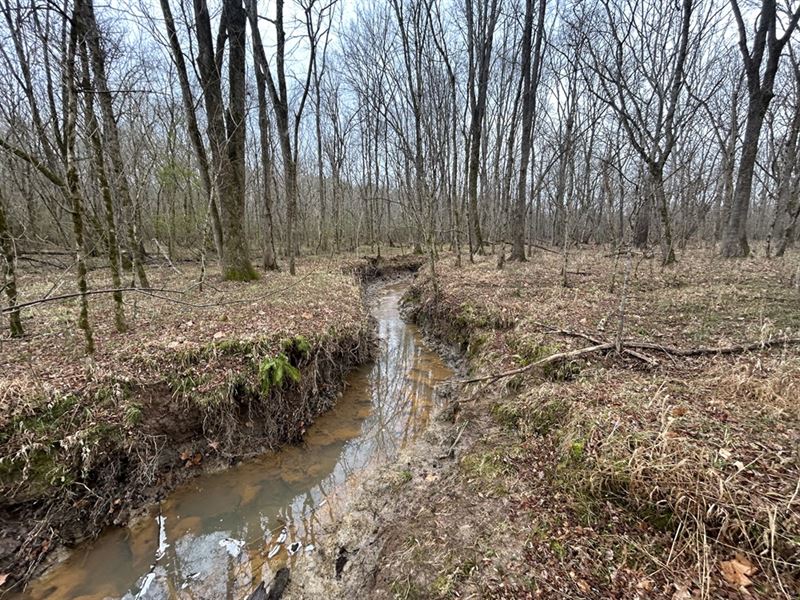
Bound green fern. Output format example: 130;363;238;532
259;353;301;395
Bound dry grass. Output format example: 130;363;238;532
387;247;800;598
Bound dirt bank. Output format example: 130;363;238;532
285;250;800;599
0;255;423;593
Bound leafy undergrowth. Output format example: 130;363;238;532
0;255;418;589
359;249;800;599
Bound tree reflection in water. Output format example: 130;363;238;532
18;282;452;600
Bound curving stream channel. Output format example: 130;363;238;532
16;281;452;600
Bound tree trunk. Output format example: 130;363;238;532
0;193;23;337
81;0;149;288
80;42;125;331
721;96;766;257
65;5;95;354
651;167;676;265
194;0;257;280
222;0;257;279
510;0;546;261
633;195;651;249
158;0;224;260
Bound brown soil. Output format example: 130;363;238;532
286;249;800;600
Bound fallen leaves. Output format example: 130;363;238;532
180;450;203;467
720;553;758;590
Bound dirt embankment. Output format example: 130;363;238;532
0;255;423;593
286;250;800;600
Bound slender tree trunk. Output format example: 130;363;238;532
0;193;23;337
65;5;94;354
81;0;149;288
158;0;224;259
80;42;125;331
511;0;546;261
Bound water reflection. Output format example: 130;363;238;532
16;282;452;600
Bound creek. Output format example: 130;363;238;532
16;280;452;600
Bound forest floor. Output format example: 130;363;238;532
0;252;422;592
289;248;800;600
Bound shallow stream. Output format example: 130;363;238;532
16;281;452;600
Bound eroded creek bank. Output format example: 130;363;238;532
11;272;453;599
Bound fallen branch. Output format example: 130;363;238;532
2;273;314;314
624;337;800;356
439;420;469;459
529;243;560;254
152;238;181;274
534;321;658;366
1;286;181;312
462;343;614;384
462;335;800;385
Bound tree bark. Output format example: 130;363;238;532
79;41;125;332
193;0;257;280
65;3;95;354
510;0;546;261
248;7;279;271
0;192;23;337
721;0;800;257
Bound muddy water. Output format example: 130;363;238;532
15;281;451;600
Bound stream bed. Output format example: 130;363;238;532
15;281;452;600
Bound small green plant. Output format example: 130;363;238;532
124;403;143;426
567;438;586;465
259;353;301;395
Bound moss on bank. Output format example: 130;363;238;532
0;255;421;592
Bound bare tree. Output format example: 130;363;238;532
464;0;501;258
583;0;700;265
0;190;22;336
721;0;800;257
510;0;546;261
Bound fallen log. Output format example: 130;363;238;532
462;336;800;384
535;322;658;366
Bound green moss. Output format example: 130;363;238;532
282;335;311;358
524;399;569;435
222;263;261;282
491;401;523;430
566;438;586;465
0;393;81;445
